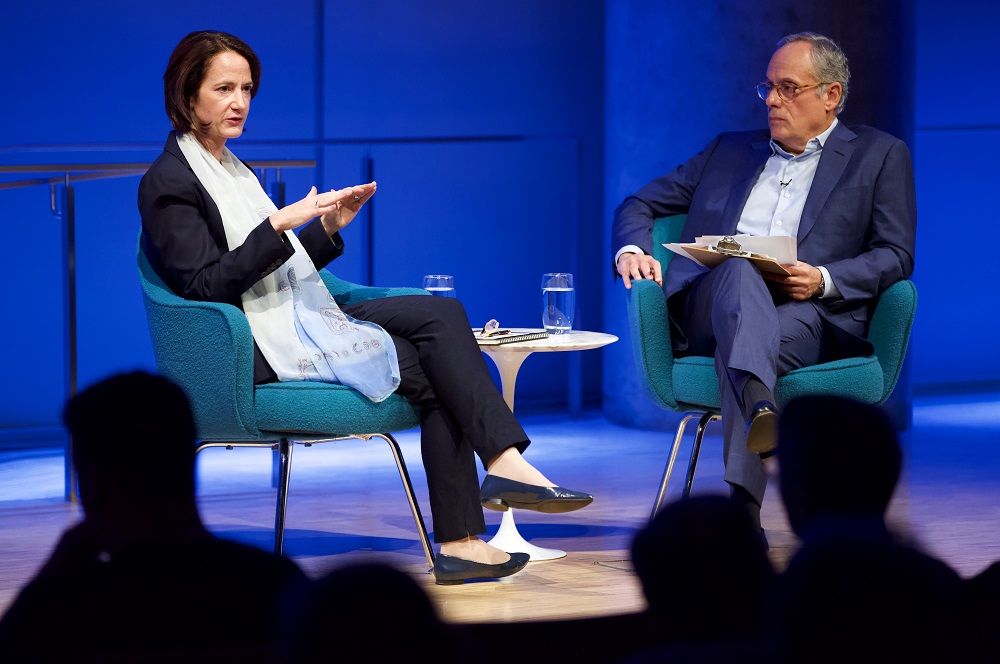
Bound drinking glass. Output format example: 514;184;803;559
422;274;456;297
541;273;575;334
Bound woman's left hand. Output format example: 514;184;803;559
319;181;377;235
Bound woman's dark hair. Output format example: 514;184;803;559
163;30;261;132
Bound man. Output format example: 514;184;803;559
0;371;308;661
611;33;916;536
631;494;774;649
769;395;961;661
777;394;903;539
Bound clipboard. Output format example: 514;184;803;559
664;235;793;276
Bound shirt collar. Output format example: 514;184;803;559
771;117;840;159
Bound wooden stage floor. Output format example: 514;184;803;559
1;393;999;624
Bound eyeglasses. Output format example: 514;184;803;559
756;80;832;102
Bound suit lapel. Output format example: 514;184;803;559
721;138;772;233
164;131;188;165
798;122;856;243
164;132;226;232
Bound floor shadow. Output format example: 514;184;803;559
209;526;423;557
484;521;638;540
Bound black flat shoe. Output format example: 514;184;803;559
433;552;530;585
744;400;779;456
480;475;594;513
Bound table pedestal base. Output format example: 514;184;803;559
486;510;566;561
476;330;617;563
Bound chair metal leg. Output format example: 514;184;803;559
649;411;720;520
194;434;433;566
273;438;294;556
682;412;720;499
371;432;436;569
650;413;698;521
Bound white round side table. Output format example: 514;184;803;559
476;328;618;560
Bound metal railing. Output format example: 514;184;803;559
1;160;315;501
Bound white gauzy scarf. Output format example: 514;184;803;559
176;132;400;401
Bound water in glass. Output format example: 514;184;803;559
541;273;574;334
423;275;456;298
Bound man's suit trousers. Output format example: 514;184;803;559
671;259;840;504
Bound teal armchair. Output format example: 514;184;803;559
625;216;917;518
138;238;434;565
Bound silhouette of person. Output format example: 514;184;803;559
629;494;775;661
0;371;308;662
952;559;1000;662
277;561;456;663
772;531;962;663
776;393;902;539
768;395;962;662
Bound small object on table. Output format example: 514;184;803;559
474;319;549;345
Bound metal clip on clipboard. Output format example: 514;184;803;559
715;236;749;256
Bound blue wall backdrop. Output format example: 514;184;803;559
1;0;997;447
0;0;604;447
910;1;1000;392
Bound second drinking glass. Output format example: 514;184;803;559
422;275;456;297
541;273;574;334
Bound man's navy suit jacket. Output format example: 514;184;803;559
612;121;916;347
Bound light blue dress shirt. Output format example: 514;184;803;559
737;118;840;298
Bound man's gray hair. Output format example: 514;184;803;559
777;32;850;114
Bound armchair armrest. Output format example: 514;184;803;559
626;279;678;410
138;243;259;439
319;270;430;306
867;279;917;404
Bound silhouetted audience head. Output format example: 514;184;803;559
0;370;308;662
280;561;453;663
64;369;198;513
777;394;901;537
631;494;774;644
769;395;970;662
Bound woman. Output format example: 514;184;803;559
139;30;592;585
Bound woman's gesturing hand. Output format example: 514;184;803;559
319;182;376;235
268;183;376;235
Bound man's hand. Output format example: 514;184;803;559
617;252;662;289
762;261;823;300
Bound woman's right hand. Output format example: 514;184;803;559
268;186;359;234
